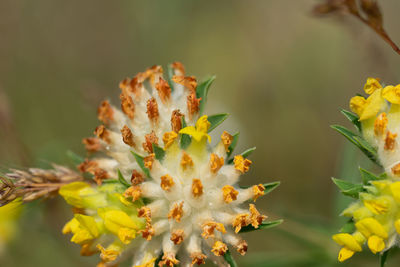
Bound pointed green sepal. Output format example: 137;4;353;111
207;113;229;132
228;146;255;164
341;109;361;132
117;169;131;188
359;167;383;185
66;150;84;165
332;177;364;198
340;219;356;234
130;151;151;178
196;76;216;115
226;132;239;159
239;219;283;233
152;144;166;161
223;250;238;267
331;125;380;166
166;64;175;92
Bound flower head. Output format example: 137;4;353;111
333;78;400;262
60;63;279;266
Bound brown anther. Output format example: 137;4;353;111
222;185;239;203
155;77;171;103
168;201;184;222
138;224;155;241
249;204;267;229
131;170;144;185
82;137;101;153
163;131;178;149
187;92;201;118
172;75;197;92
72;207;85;214
159;252;179;267
94;125;111;143
146;97;159;123
80;243;97;256
252;184;265;201
232;214;250;233
392;163;400;176
171;110;183;132
78;159;98;173
160;174;175;192
128;77;142;95
221;131;233;152
170;229;184;245
190;252;207;266
138;206;151;222
201;221;226;239
93;168;109;185
171;62;186;75
97;100;114;124
374;113;388;136
181;152;194;170
236;240;248;256
143;131;159;153
210;153;224;174
384;131;397;151
234;155;252;173
120;92;135;120
121;125;135;147
211;241;228;257
144;154;155;170
191;179;204;198
146;65;163;86
119;78;130;90
123;186;142;201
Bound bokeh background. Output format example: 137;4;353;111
1;0;400;266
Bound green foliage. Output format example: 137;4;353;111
359;167;383;185
180;116;191;149
332;177;364;198
196;76;216;115
228;146;256;164
381;249;389;267
130;151;151;178
152;144;166;161
239;219;283;233
166;64;175;92
340;219;355;234
341;109;361;132
66;150;84;165
207;113;229;132
117;169;131;188
331;125;381;166
223;250;238;267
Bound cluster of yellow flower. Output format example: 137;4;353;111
333;78;400;262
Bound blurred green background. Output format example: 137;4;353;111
1;0;400;266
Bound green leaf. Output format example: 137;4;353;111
130;151;151;178
380;249;389;267
340;220;355;234
152;144;165;161
226;132;239;159
207;113;229;132
332;178;364;198
341;109;361;132
228;146;255;164
239;219;283;233
331;125;381;166
360;167;382;185
166;64;175;92
240;181;280;196
66;150;84;165
180;116;191;149
100;179;119;185
117;169;131;188
223;250;238;267
196;76;216;115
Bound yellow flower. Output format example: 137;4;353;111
382;85;400;104
179;115;211;142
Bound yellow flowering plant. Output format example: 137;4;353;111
0;63;281;267
332;78;400;265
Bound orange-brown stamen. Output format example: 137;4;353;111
252;184;265;201
155;77;171;103
144;153;155;170
172;75;197;92
211;241;228;257
97;100;114;124
249;204;267;229
210;153;224;174
168;201;184;222
385;131;397;151
160;174;175;192
201;221;226;239
82;137;101;153
121;125;135;147
237;240;248;256
190;252;206;266
143;131;159;153
163;131;178;149
221;131;233;152
146;97;159;123
94;125;111;143
171;62;185;75
170;229;184;245
159;253;179;267
222;185;238;203
374;113;388;136
234;155;252;173
187;92;201;118
232;214;250;233
131;170;144;185
191;179;203;198
181;152;194;170
123;186;142;201
120;92;135;120
171;110;183;133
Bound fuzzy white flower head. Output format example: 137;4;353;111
62;63;278;267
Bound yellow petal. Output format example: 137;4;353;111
338;247;355;262
359;89;385;121
363;197;389;215
75;214;99;238
350;96;367;117
179;126;211;142
389;182;400;203
101;210;139;236
118;227;136;244
332;233;362;252
395;219;400;234
364;77;382;95
367;235;385;254
382;85;400;104
355;217;388;239
59;182;92;208
62;218;80;234
195;115;210;133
